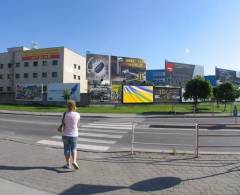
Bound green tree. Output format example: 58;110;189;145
63;89;71;103
215;82;239;111
184;76;212;112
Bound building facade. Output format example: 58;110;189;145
0;47;87;93
146;69;165;85
165;60;204;87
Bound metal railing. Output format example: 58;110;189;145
195;123;240;157
130;122;240;157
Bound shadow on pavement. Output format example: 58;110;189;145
0;165;73;173
59;177;182;195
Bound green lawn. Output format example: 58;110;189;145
0;103;239;114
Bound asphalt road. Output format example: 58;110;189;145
0;113;240;154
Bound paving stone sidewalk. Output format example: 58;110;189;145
0;139;240;195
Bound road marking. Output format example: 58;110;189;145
51;136;117;144
37;140;110;151
90;123;133;126
0;118;57;125
79;128;128;134
78;132;123;139
81;125;132;130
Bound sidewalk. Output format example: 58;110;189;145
0;138;240;194
0;109;233;118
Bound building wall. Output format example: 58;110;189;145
63;48;87;93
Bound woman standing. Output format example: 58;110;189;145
62;100;80;169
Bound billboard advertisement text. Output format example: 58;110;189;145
154;87;181;103
22;48;60;61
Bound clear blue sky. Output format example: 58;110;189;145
1;0;240;75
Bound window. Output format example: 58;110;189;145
7;87;11;92
74;75;76;79
33;73;38;78
33;61;38;67
24;73;28;78
16;62;21;68
8;63;12;68
78;76;80;80
24;62;29;67
74;64;77;69
42;72;47;78
43;85;47;92
52;60;58;65
78;65;80;70
7;74;11;79
0;87;3;92
42;61;48;66
15;74;20;79
0;64;3;69
52;72;57;78
0;74;3;79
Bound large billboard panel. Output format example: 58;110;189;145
47;83;80;102
165;61;204;87
89;85;111;103
111;57;146;82
86;54;110;81
22;48;60;61
16;84;43;101
154;87;181;103
215;67;236;84
123;85;153;103
111;84;122;103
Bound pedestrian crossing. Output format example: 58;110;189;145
37;122;133;152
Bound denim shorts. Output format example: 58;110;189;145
62;136;78;156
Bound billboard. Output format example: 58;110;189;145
22;48;60;61
47;83;80;102
111;57;146;82
215;67;236;84
154;87;181;103
89;85;111;103
165;61;204;87
123;85;153;103
111;84;122;103
86;54;110;81
16;84;43;101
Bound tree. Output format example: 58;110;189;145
215;82;239;111
63;89;71;103
184;76;212;112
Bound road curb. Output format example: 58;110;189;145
0;110;234;118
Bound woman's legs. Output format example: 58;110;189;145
62;136;71;167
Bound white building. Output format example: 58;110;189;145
0;46;87;93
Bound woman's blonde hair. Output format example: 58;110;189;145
67;100;77;111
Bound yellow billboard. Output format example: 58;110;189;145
22;48;60;61
123;85;153;103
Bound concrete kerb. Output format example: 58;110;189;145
0;110;233;118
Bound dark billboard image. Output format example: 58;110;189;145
123;85;153;103
154;87;181;103
165;61;204;87
215;67;236;84
86;54;110;81
111;57;146;82
89;85;111;103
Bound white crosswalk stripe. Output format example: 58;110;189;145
37;122;133;152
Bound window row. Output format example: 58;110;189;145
0;86;12;92
0;60;58;69
0;72;57;79
73;75;81;80
73;64;81;70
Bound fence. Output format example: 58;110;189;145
130;122;240;157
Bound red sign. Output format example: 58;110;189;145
166;63;174;72
22;48;60;61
